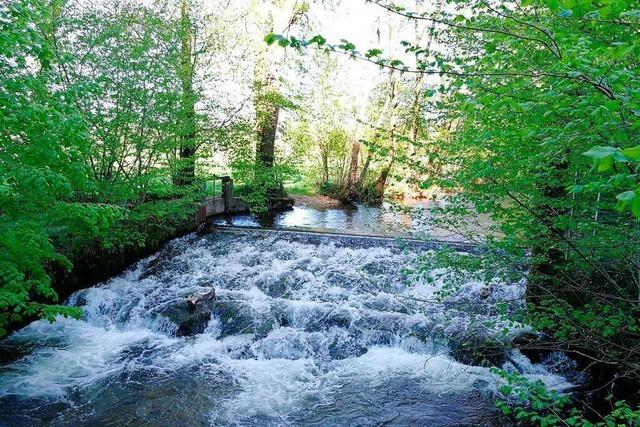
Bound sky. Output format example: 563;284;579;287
305;0;420;102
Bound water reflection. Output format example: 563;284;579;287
212;202;428;236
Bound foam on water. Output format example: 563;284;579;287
0;231;571;426
0;320;173;398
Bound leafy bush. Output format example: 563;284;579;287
232;160;294;213
0;1;203;335
0;0;123;335
318;181;348;201
494;369;640;427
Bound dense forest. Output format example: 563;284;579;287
1;0;640;425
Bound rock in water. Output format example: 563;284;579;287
159;296;216;337
210;299;281;338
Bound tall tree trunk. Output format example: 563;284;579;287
253;55;282;196
373;70;399;201
175;0;196;186
356;69;396;195
253;5;279;171
321;146;329;184
347;140;360;201
358;152;371;188
254;72;279;169
374;160;393;200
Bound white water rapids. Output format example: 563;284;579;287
0;230;572;426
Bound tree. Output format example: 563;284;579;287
0;0;121;334
175;0;197;186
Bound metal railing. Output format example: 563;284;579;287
202;175;234;211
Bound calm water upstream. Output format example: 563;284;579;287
213;200;492;242
212;202;425;236
0;206;571;426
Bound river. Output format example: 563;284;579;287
0;204;571;426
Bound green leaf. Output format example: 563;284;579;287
616;191;636;202
365;48;383;58
278;38;290;48
622;145;640;161
583;146;625;161
264;33;278;45
597;155;614;172
632;197;640;218
309;35;326;46
598;5;611;18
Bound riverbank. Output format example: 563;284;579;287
291;194;346;209
52;198;201;303
0;198;202;338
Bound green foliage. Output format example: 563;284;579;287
284;179;317;196
320;178;381;205
103;196;200;250
0;0;124;335
232;160;294;214
411;0;640;419
581;145;640;217
62;1;186;197
494;369;640;426
318;181;348;200
0;0;206;336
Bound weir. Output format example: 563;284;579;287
214;225;484;253
197;176;248;221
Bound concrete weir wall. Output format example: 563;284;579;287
203;196;250;217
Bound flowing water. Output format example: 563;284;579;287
0;228;572;426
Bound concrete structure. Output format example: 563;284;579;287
196;176;294;222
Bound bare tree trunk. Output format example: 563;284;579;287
374;160;393;200
358;151;371;188
321;148;329;183
175;0;196;186
373;70;399;201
